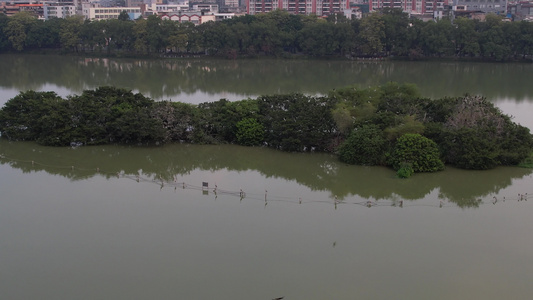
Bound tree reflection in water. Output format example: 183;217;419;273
1;140;532;209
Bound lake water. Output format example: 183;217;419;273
1;54;533;300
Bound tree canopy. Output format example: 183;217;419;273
2;10;533;60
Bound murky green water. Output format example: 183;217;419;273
1;55;533;299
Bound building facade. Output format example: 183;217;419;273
160;11;215;23
452;0;507;14
43;3;76;19
247;0;350;15
366;0;450;14
82;3;142;19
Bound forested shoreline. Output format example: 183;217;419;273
2;9;533;61
1;84;532;176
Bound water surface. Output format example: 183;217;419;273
1;55;533;299
1;141;533;299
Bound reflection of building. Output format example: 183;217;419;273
246;0;350;16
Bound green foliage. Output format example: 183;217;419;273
2;10;533;60
150;101;197;143
118;11;130;21
441;128;499;170
337;125;386;165
258;93;337;152
330;84;533;170
5;12;37;51
384;115;425;141
357;13;385;56
329;85;381;129
59;16;84;52
381;8;411;56
0;14;10;51
438;95;533;169
1;84;532;174
0;90;64;141
454;17;480;57
196;98;259;144
391;133;444;173
518;152;533;168
419;19;455;57
236;118;264;146
498;122;533;165
331;104;353;135
396;162;414;178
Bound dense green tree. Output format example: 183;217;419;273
419;19;454;57
381;8;411;56
498;122;533;165
478;14;511;60
298;22;339;56
195;99;260;144
150;101;197;142
79;19;106;52
442;127;499;169
0;14;10;51
390;133;444;172
249;20;282;55
517;21;533;58
118;11;130;21
337;125;387;165
145;15;166;53
357;13;385;56
454;17;480;57
132;18;148;53
236;118;264;146
5;12;37;51
258;94;337;152
105;18;135;52
199;21;228;55
25;17;63;49
60;16;84;52
0;90;64;141
438;95;533;169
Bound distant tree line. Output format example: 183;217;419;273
1;9;533;60
1;84;532;175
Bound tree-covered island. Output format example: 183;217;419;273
1;84;532;177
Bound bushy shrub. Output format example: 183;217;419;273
337;125;386;165
441;128;499;170
236;118;264;146
518;152;533;168
396;162;414;178
391;133;444;172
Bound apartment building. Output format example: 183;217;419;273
82;3;142;19
247;0;350;16
364;0;451;14
452;0;506;14
508;1;533;20
43;3;76;19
